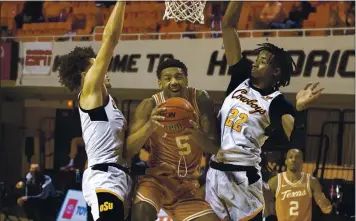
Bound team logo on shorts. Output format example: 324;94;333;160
100;201;114;212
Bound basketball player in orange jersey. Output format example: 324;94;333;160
127;58;220;221
194;1;326;221
268;149;332;221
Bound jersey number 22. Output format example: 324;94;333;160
225;109;248;132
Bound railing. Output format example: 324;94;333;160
1;27;355;42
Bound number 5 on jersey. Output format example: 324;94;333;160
225;109;248;132
176;136;191;156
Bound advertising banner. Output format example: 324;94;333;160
57;190;87;221
17;36;354;94
23;42;53;75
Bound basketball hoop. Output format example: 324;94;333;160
163;0;207;24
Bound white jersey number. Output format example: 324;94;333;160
289;201;299;216
225;109;249;132
176;136;191;156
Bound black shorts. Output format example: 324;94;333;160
87;191;125;221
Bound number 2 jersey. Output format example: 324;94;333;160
275;172;312;221
214;57;296;169
78;93;127;167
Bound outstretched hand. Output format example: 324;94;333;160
296;82;324;111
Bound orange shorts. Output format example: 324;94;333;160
134;175;214;221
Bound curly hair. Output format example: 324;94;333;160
58;47;96;91
156;58;188;79
254;43;296;90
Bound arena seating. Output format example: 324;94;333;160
0;1;354;42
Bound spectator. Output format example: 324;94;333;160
270;2;316;29
259;1;286;28
14;1;44;29
329;2;348;28
94;4;105;27
211;2;223;38
183;23;197;39
346;1;355;27
211;19;222;38
42;1;71;22
16;164;58;221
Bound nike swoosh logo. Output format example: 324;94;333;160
281;184;288;188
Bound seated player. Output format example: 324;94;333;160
16;164;58;221
126;59;220;221
60;136;88;171
268;149;332;221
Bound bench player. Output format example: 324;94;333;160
268;149;332;221
186;2;325;221
127;59;220;221
58;2;131;220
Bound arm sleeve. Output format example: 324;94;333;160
225;57;253;97
269;95;296;125
267;95;307;148
266;95;296;145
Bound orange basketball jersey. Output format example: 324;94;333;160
275;172;312;221
147;88;203;180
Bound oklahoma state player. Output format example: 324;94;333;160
127;59;219;221
268;149;332;221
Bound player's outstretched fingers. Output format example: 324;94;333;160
310;82;320;90
312;89;324;100
313;88;325;95
303;82;313;90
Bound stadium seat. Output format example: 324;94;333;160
2;1;353;41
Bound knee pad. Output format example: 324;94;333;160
96;192;124;221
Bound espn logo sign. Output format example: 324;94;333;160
23;42;53;75
62;199;78;219
25;49;52;67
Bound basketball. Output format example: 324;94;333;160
160;97;196;133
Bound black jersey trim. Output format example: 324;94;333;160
78;93;110;121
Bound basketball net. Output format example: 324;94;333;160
163;0;207;24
